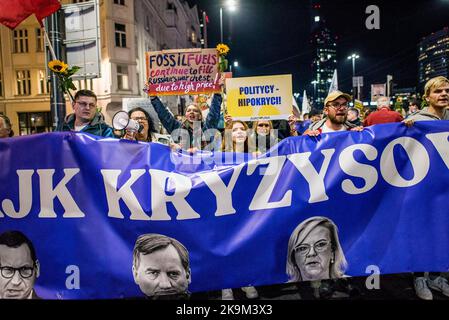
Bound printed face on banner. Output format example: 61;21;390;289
133;245;191;297
288;217;347;283
145;49;221;96
226;75;293;121
0;244;39;299
294;226;333;281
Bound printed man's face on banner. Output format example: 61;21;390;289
0;244;39;299
294;226;333;281
133;245;190;297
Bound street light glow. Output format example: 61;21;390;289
220;1;238;42
233;61;239;67
226;0;237;11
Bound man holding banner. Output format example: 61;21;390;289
404;76;449;300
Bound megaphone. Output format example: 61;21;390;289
112;111;143;132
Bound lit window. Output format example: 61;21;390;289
16;70;31;95
36;28;44;52
38;70;49;94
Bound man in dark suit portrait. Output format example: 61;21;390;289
0;231;41;299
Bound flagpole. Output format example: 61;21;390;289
45;11;68;130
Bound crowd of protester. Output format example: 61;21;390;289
0;76;448;300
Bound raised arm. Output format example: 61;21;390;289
203;93;223;130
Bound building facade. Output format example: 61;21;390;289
418;27;449;92
0;0;201;136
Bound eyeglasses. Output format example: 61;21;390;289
328;102;348;110
257;123;270;127
0;266;35;279
76;101;96;109
294;240;330;256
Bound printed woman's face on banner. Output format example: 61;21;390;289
294;225;333;281
133;244;190;297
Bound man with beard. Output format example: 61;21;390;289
303;91;362;136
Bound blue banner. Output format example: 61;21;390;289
0;121;448;299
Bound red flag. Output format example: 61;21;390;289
0;0;61;29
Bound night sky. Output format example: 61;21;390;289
187;0;449;98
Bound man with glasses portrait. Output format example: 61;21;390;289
56;89;114;138
0;231;40;299
304;90;363;136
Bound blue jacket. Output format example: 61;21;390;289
56;113;114;138
150;94;222;148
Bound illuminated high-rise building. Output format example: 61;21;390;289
310;0;337;108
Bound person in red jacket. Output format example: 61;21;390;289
363;96;403;126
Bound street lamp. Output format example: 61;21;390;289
347;53;360;99
220;0;237;43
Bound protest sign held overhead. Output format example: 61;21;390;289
226;74;293;121
145;48;221;96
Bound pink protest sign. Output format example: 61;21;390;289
145;48;221;96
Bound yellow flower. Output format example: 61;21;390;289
216;43;230;56
48;60;69;74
